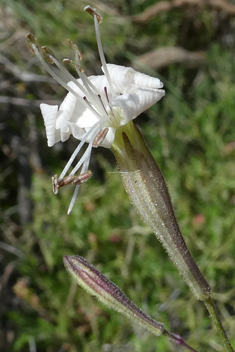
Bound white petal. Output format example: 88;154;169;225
60;123;71;142
132;71;164;89
88;75;109;93
55;86;93;129
40;104;60;147
105;64;134;93
70;123;86;140
111;88;165;125
58;92;77;122
105;64;164;93
57;81;83;124
73;106;100;129
99;128;115;148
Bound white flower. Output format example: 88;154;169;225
27;5;165;213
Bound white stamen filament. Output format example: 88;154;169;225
50;54;106;117
93;15;115;96
83;96;106;121
75;68;105;116
98;94;108;115
58;120;102;181
69;123;101;176
67;143;92;215
49;54;88;96
75;50;81;65
67;184;80;215
103;89;119;126
33;45;102;121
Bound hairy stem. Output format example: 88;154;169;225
204;296;234;352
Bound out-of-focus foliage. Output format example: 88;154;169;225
0;1;235;352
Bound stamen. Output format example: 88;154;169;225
83;96;103;118
84;6;115;96
98;94;108;115
52;174;59;194
41;46;56;64
63;59;103;111
93;15;115;96
27;38;88;110
69;135;94;176
69;118;103;178
68;40;99;98
65;40;103;108
28;34;111;136
92;128;109;148
27;36;103;122
104;87;109;103
52;170;93;196
67;160;91;215
73;170;92;185
84;5;103;23
67;39;83;61
58;175;76;187
62;57;104;116
26;33;40;53
58;121;101;181
78;67;102;97
41;49;102;120
43;48;88;96
73;62;84;73
63;59;84;73
67;185;80;215
103;87;118;125
52;174;76;194
75;70;104;115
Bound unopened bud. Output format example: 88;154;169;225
63;255;164;336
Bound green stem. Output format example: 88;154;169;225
204;297;234;352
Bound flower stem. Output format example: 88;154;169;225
204;296;234;352
162;330;198;352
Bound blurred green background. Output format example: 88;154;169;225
0;0;235;351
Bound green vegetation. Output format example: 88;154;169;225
0;1;235;351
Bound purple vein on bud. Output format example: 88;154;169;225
63;255;164;336
63;255;198;352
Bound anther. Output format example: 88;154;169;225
41;46;56;64
84;5;103;24
67;39;83;61
63;59;84;72
52;175;59;194
73;170;93;185
52;174;77;194
26;33;40;54
63;58;73;65
58;175;76;187
75;63;85;73
92;128;109;148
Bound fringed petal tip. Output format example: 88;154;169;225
40;103;59;147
